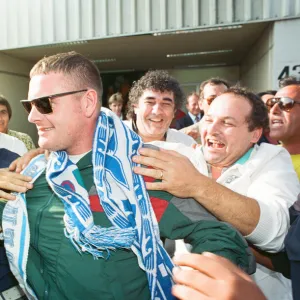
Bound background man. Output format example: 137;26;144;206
0;96;35;151
176;92;201;130
0;53;252;300
257;90;277;104
180;77;230;142
268;78;300;179
133;87;300;299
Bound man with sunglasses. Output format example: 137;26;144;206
180;78;229;143
133;86;300;299
268;78;300;179
0;52;254;300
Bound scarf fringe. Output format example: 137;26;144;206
64;224;136;259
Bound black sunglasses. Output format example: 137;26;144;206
21;89;88;114
266;97;300;112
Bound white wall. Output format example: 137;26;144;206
167;66;239;112
0;53;37;145
168;66;239;86
240;24;274;93
272;18;300;88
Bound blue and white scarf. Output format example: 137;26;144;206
2;108;174;300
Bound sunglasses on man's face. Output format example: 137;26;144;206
21;89;88;115
266;97;300;112
204;95;217;105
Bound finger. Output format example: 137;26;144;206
139;147;183;161
145;181;165;191
133;166;164;181
132;155;168;170
173;253;234;280
0;171;32;182
8;158;20;171
173;267;217;296
202;252;252;281
0;181;31;193
172;284;210;300
0;190;16;201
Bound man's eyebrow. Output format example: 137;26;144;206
144;96;174;102
162;97;174;102
205;114;237;121
0;109;7;113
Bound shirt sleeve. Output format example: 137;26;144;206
149;189;255;274
245;150;299;252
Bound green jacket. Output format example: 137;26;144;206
0;152;253;300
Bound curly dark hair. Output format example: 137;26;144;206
223;86;269;132
127;70;184;116
279;76;300;88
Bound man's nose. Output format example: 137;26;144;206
269;102;282;115
28;104;43;123
206;121;220;134
152;103;163;114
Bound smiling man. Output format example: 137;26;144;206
133;86;300;300
0;53;255;300
268;79;300;179
180;78;229;142
124;70;195;146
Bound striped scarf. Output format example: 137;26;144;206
2;108;174;299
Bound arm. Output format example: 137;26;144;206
133;147;260;236
172;252;266;300
9;148;45;173
133;147;299;251
151;188;253;273
0;169;33;200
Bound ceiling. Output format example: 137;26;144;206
1;22;270;72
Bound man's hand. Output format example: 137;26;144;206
185;128;200;140
9;148;45;173
0;169;33;200
172;252;266;300
132;147;202;198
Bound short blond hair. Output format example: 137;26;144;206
30;51;103;103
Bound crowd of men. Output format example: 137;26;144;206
0;51;299;300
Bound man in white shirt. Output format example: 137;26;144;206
133;86;300;300
0;133;27;156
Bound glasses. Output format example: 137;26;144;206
21;89;88;114
204;95;217;105
266;97;300;112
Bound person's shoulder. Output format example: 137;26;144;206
0;132;19;143
167;128;196;146
8;129;32;140
122;120;132;129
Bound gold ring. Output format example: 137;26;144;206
159;170;163;180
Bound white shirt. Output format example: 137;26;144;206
0;133;27;156
122;120;196;147
188;112;201;124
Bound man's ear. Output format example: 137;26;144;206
82;90;98;117
251;127;263;143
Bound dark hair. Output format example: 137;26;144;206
279;76;300;88
199;77;230;100
128;70;184;115
257;90;277;98
223;86;269;132
0;95;12;119
30;51;103;103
